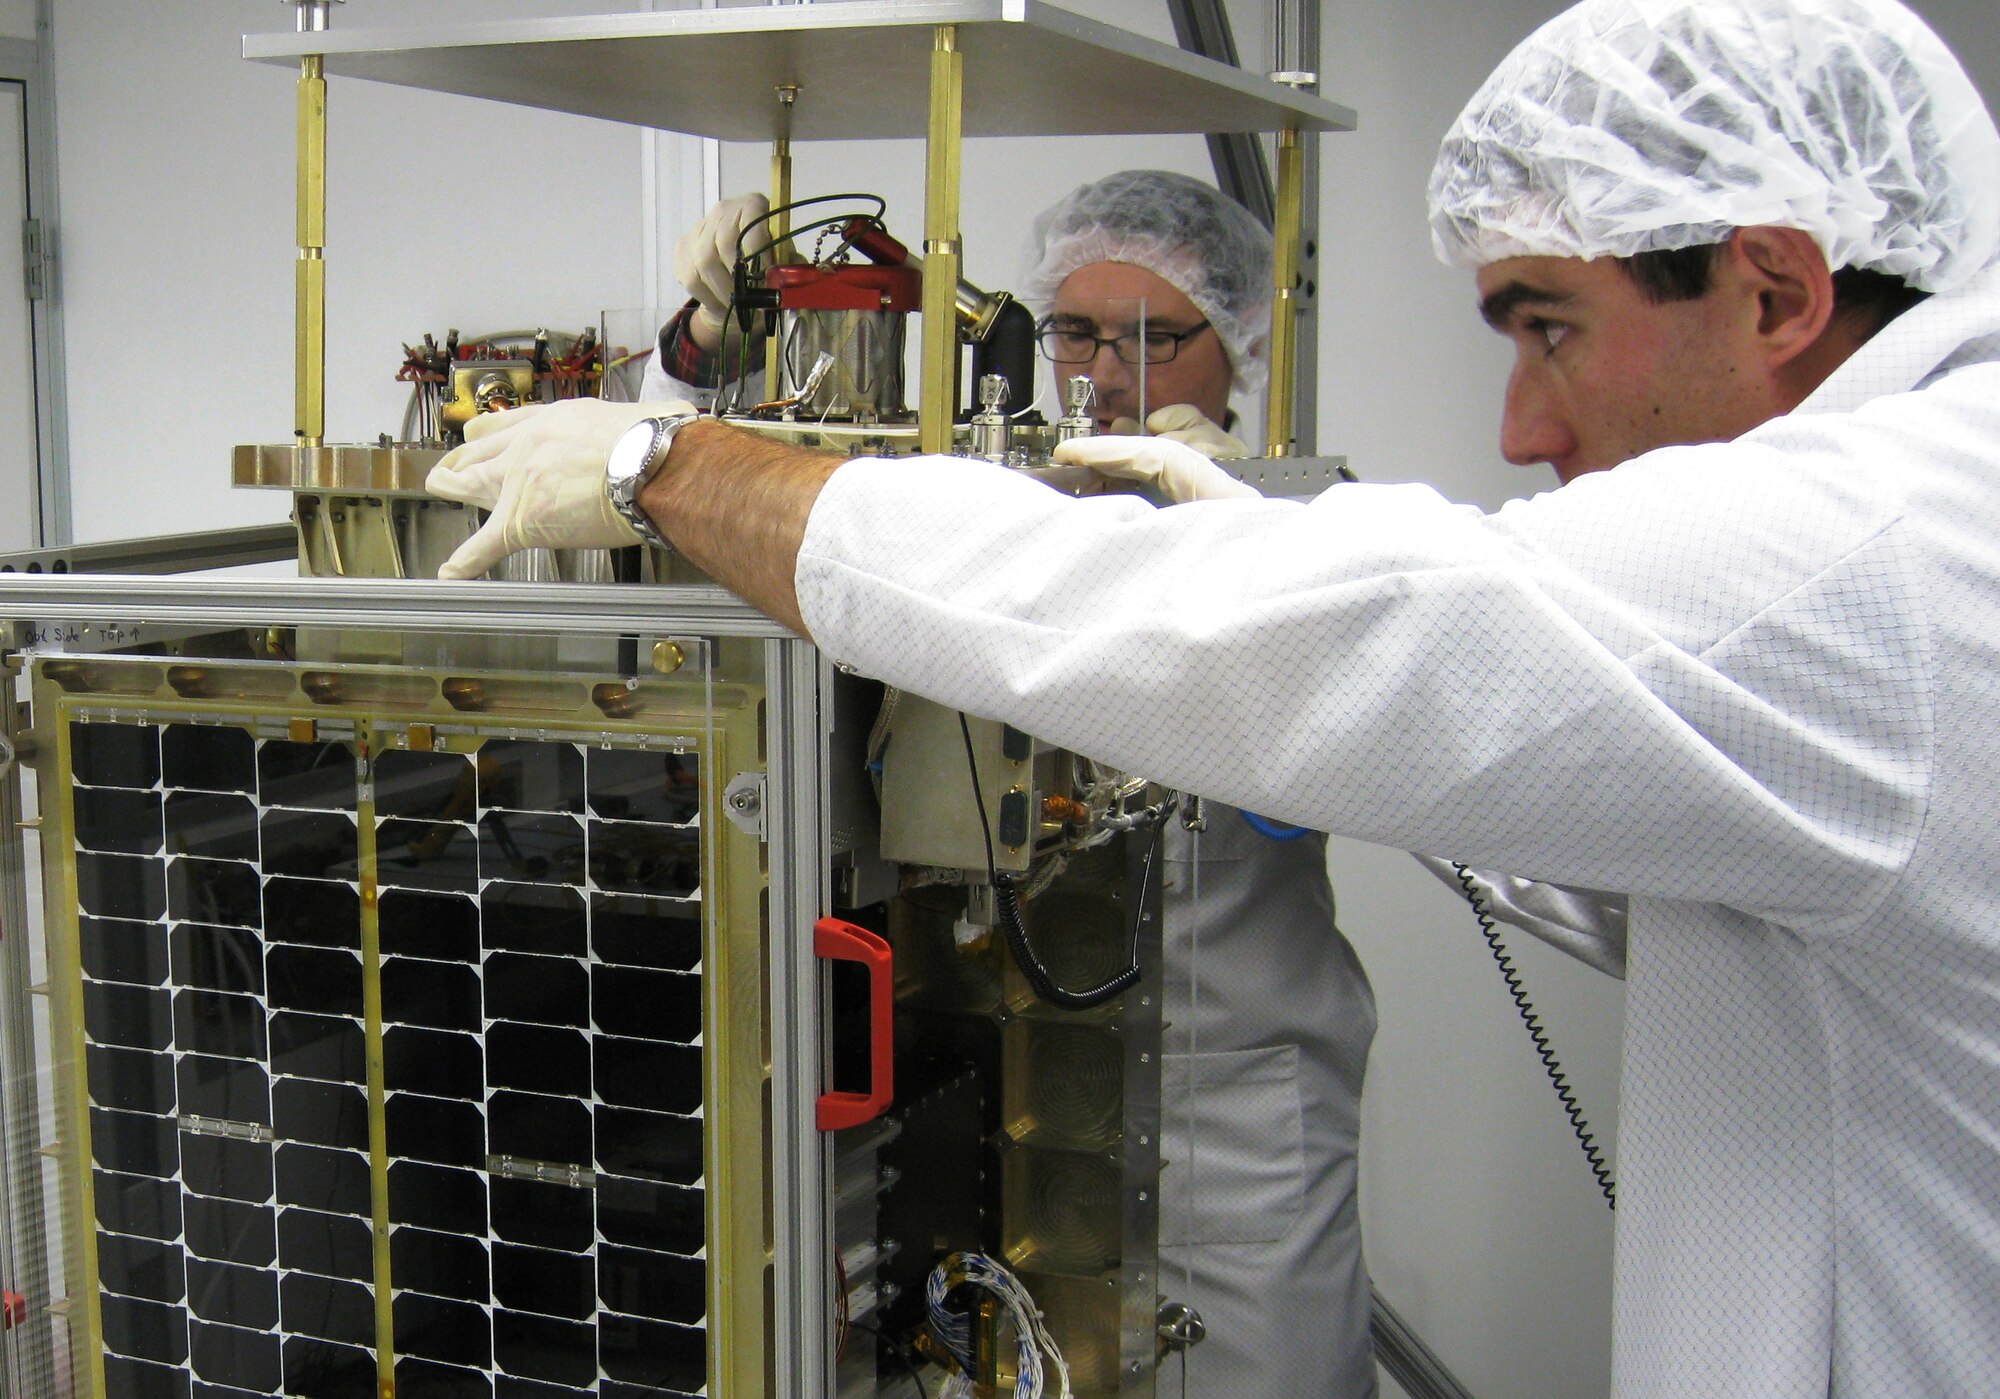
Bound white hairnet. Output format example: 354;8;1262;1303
1020;170;1274;394
1428;0;2000;293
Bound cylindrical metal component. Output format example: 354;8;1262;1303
1266;128;1304;458
776;308;908;419
919;26;964;455
1271;0;1317;86
1056;375;1096;445
969;373;1011;461
293;0;339;34
1157;1298;1208;1352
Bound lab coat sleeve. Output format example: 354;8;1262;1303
636;337;688;404
794;435;1932;932
1412;855;1628;979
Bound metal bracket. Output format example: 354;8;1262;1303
723;770;768;840
21;218;45;301
1230;453;1353;498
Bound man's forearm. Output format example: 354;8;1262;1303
642;417;844;637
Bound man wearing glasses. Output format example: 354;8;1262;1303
1025;171;1260;458
1020;169;1379;1398
627;168;1381;1397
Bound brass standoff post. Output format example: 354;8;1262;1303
766;83;799;392
919;25;964;457
1265;127;1304;458
290;1;341;447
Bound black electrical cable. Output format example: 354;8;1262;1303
846;1321;927;1399
734;192;889;266
957;712;1161;1010
1450;861;1618;1210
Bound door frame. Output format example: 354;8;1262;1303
0;11;68;549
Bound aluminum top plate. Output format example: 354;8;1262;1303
243;0;1356;142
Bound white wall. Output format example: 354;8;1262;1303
39;3;2000;1398
50;0;650;542
0;2;33;43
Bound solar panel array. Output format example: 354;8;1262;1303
69;717;712;1399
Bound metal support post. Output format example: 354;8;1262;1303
292;1;337;447
766;84;797;394
919;25;963;456
1164;0;1275;230
1266;128;1304;457
765;638;835;1392
0;668;57;1399
1293;128;1321;455
1271;0;1322;454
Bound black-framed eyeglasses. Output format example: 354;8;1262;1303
1036;318;1213;366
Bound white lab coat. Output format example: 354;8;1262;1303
1160;807;1377;1397
793;263;2000;1397
1416;856;1628;978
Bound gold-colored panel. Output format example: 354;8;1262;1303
1000;1143;1123;1277
1002;1018;1124;1152
1020;1270;1124;1393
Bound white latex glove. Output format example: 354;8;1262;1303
425;398;697;579
1143;403;1251;459
1052;433;1262;503
673;192;770;349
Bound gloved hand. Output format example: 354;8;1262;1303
1142;403;1251;459
425;398;698;579
673;192;770;352
1052;433;1262;503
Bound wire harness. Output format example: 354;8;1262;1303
925;1251;1073;1398
957;713;1173;1010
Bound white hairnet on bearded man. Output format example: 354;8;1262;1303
1427;0;2000;293
1020;170;1274;394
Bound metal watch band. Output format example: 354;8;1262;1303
608;411;700;549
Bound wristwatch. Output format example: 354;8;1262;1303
606;411;702;549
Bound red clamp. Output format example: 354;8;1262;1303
813;917;894;1132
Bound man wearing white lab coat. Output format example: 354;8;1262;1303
429;0;2000;1393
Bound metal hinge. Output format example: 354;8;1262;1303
21;219;44;301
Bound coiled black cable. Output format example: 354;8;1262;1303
958;713;1159;1010
1451;861;1618;1210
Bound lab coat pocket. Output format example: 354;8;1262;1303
1158;1043;1304;1246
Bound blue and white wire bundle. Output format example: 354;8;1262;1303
925;1252;1073;1398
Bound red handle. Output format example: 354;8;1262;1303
841;217;911;268
814;917;894;1132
